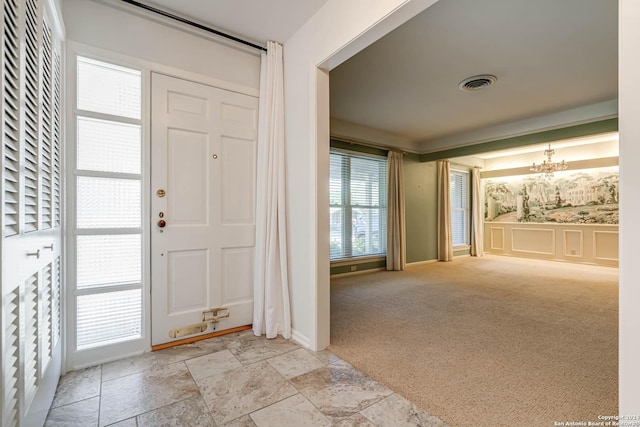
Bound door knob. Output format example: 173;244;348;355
158;219;166;228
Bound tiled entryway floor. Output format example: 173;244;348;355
45;330;447;426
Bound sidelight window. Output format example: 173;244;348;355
72;57;143;350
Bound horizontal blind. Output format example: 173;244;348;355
74;57;143;350
77;289;142;350
77;57;141;119
330;151;387;259
451;170;469;246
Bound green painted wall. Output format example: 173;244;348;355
330;139;388;157
419;118;618;162
403;154;438;263
454;248;471;257
330;260;386;276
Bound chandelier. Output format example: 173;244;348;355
530;144;568;178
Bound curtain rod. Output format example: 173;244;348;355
119;0;267;52
330;136;417;155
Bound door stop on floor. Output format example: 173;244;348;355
168;307;230;338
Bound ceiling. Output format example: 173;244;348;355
138;0;617;155
141;0;328;44
330;0;618;152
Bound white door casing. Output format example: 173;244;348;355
151;73;258;345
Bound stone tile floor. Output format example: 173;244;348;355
45;330;447;426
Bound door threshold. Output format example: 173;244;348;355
151;324;252;351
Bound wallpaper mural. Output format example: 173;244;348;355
484;166;618;224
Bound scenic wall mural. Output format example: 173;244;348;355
484;166;619;224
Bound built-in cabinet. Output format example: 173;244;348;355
1;0;64;425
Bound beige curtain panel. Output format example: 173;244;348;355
437;160;454;261
471;166;484;257
386;151;406;270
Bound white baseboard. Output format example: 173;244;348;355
291;329;311;349
72;349;145;371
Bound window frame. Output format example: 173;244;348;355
450;168;471;248
66;46;151;368
330;148;387;261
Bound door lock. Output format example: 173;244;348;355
157;219;166;228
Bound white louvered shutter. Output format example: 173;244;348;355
23;0;40;233
3;0;20;237
40;21;53;229
1;0;64;425
23;273;40;406
1;290;20;427
52;50;61;227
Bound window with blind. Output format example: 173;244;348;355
450;169;470;246
330;150;387;260
73;57;143;350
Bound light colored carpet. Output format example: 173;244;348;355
329;255;618;427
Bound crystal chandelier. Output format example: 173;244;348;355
530;144;568;178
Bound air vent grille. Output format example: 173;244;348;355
458;74;497;91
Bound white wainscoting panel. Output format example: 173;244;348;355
490;227;505;251
511;228;555;255
593;231;619;261
484;223;618;266
563;230;584;258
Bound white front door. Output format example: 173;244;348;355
150;73;258;346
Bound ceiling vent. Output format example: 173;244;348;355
458;74;497;91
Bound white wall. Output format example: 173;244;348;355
619;0;640;414
62;0;260;91
283;0;440;350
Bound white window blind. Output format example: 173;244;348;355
330;150;387;259
77;289;142;350
451;170;470;246
77;58;142;119
77;117;141;174
74;57;143;350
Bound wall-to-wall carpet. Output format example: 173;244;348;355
329;255;618;427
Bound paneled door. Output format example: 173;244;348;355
151;73;258;345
